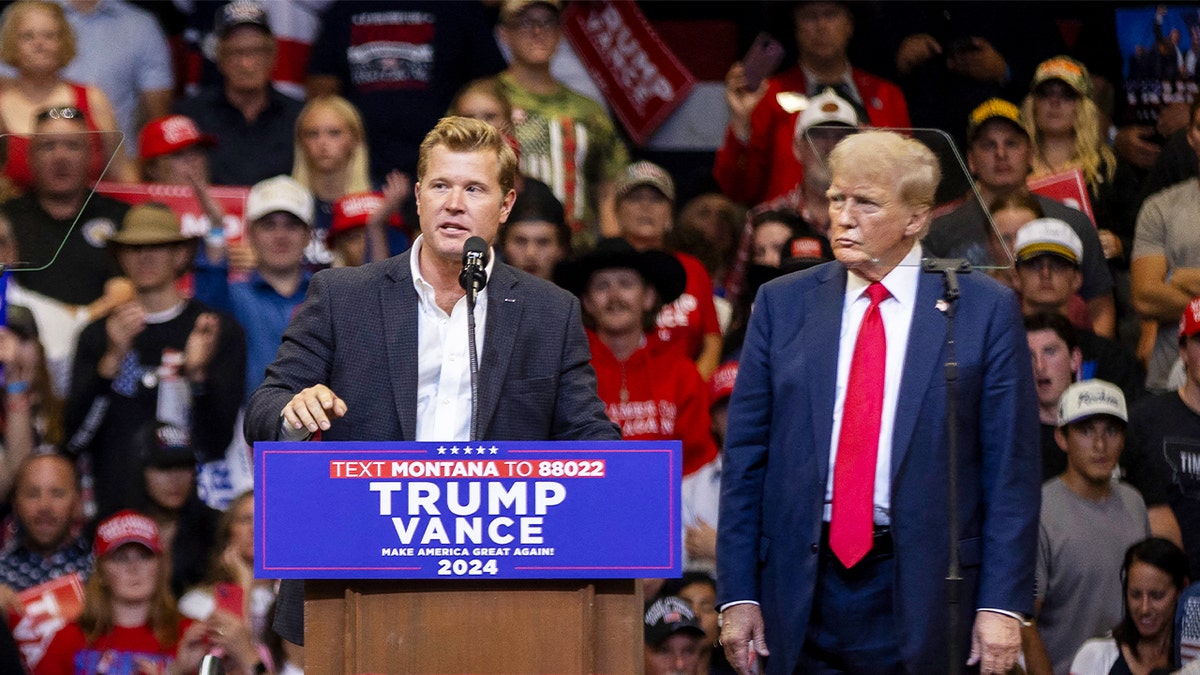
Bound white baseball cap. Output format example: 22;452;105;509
795;87;859;135
1014;218;1083;266
1057;379;1127;427
246;175;314;226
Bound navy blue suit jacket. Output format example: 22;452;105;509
716;260;1040;674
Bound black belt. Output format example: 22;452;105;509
819;523;895;558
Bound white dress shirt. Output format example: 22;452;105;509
823;243;921;525
279;236;494;442
411;236;493;442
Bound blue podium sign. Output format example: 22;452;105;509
254;440;681;579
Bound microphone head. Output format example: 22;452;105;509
462;236;489;264
460;236;490;294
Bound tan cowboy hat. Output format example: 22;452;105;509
106;203;192;247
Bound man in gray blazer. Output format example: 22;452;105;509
245;116;620;644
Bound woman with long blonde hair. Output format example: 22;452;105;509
1022;57;1115;194
291;95;370;200
1021;56;1137;266
290;95;372;269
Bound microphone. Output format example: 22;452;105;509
459;236;490;299
458;236;489;441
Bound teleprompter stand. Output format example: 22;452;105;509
922;257;970;675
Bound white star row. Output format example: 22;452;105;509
434;445;501;455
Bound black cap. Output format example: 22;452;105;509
644;596;706;647
503;179;570;249
139;422;198;469
780;233;833;273
215;1;272;39
508;180;567;230
744;218;834;293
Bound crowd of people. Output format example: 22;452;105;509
0;0;1198;673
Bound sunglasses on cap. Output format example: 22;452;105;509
1033;83;1081;101
35;106;85;123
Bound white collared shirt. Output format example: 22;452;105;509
411;235;493;442
278;236;494;442
823;243;922;525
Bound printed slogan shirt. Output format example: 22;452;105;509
586;331;716;476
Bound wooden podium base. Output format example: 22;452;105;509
304;578;644;674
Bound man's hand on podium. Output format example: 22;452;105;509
282;384;348;434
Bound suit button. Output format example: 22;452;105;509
810;543;819;553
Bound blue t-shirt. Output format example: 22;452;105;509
196;271;310;401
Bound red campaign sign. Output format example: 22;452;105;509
1027;168;1096;227
10;573;85;669
96;182;251;244
561;1;696;146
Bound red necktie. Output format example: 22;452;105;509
830;282;889;568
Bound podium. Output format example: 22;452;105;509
304;578;643;674
256;440;681;675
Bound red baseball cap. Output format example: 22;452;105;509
330;192;401;243
1181;296;1200;341
94;509;162;557
709;360;739;408
139;115;215;161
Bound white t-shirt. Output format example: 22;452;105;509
1069;636;1119;675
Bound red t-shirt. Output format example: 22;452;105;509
33;620;191;675
655;252;721;363
588;331;718;476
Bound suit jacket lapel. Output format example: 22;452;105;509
890;269;947;478
475;264;522;437
808;265;846;483
382;252;419;441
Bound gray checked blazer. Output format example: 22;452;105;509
244;249;620;445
